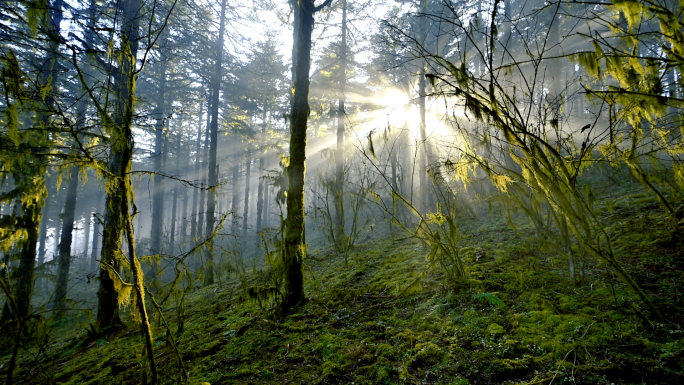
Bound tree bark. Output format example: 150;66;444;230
150;57;168;257
37;191;50;267
281;0;331;315
190;96;203;242
334;0;347;252
90;192;102;271
417;0;433;212
95;0;141;332
83;208;91;257
255;108;269;235
170;131;180;252
55;165;79;318
242;141;252;254
231;151;240;232
204;0;228;285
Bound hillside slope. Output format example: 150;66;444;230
3;188;684;385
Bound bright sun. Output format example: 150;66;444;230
376;89;418;130
380;89;411;108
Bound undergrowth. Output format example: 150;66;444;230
1;185;683;384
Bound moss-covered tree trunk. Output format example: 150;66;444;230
281;0;332;315
334;0;347;253
95;0;141;332
204;0;228;286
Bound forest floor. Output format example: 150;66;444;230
2;184;684;384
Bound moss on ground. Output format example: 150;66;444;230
2;186;684;384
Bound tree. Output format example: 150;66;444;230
280;0;334;315
204;0;229;286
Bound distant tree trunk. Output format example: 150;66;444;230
169;131;180;252
53;208;62;257
83;210;91;257
231;150;240;232
204;0;228;285
255;108;269;235
180;125;189;247
242;141;252;253
150;57;168;257
281;0;332;315
190;96;203;241
197;96;209;239
90;192;102;271
334;0;347;252
263;165;270;229
37;194;50;267
417;0;434;212
55;165;79;318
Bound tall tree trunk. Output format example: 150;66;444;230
95;0;142;332
150;58;168;257
180;123;189;247
230;151;240;232
190;97;203;241
83;209;91;257
417;0;433;212
263;164;270;229
198;92;210;239
242;141;252;254
334;0;347;252
53;207;62;257
204;0;228;285
170;131;180;252
281;0;331;315
256;108;269;235
37;193;50;267
55;165;79;318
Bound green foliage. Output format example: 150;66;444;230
472;292;506;308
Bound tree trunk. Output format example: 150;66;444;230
90;192;102;271
256;108;269;235
231;151;240;231
55;165;79;318
37;192;50;267
263;164;270;229
150;57;167;257
242;141;252;254
204;0;228;286
281;0;329;314
417;0;433;212
53;207;62;257
83;208;91;258
170;131;180;252
180;124;189;248
190;96;203;242
95;0;142;332
334;0;347;252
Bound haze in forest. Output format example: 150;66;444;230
2;0;684;383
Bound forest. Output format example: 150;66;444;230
1;0;684;383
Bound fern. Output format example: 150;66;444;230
472;292;506;308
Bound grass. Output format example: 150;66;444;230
2;183;684;384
